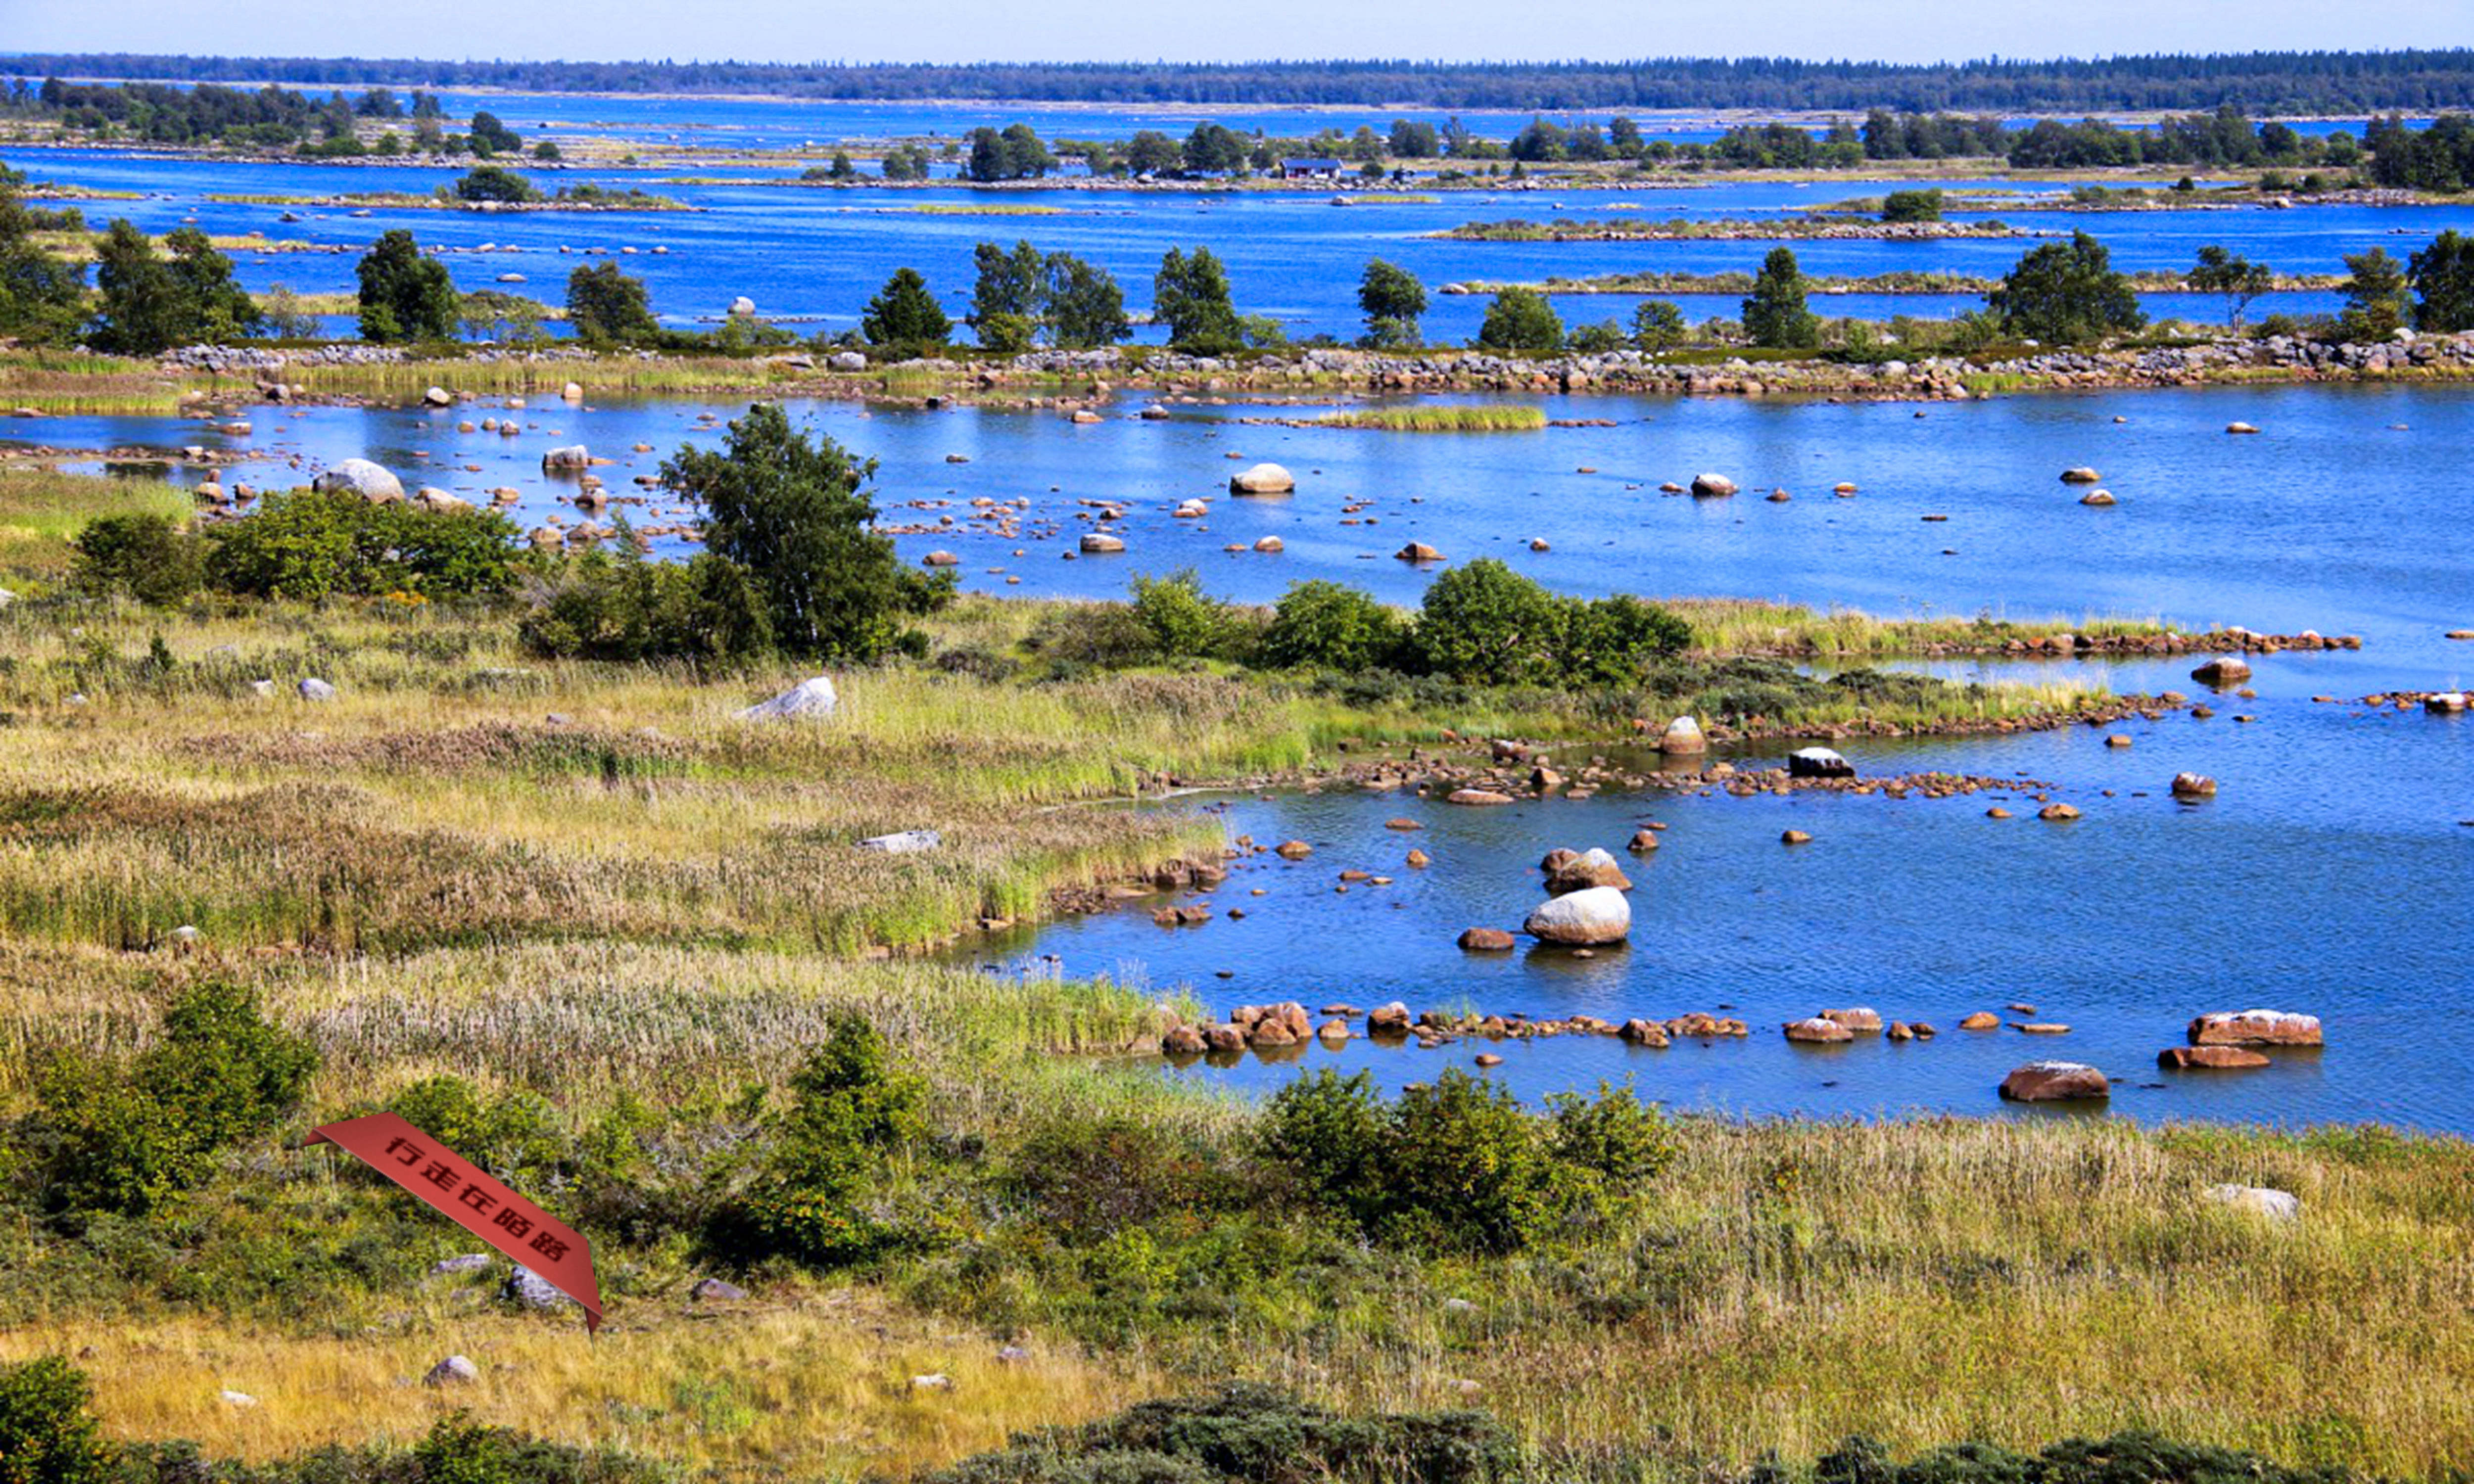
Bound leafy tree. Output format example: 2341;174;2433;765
860;266;951;349
1356;258;1427;347
450;164;538;202
2409;228;2474;333
879;144;931;181
1153;246;1242;353
1388;119;1440;158
2337;246;2412;341
1742;246;1819;349
466;108;521;156
70;512;201;604
32;980;316;1219
457;289;543;344
86;221;261;353
708;1010;925;1267
1414;557;1565;682
566;261;659;344
1879;187;1945;222
1988;230;2145;343
999;122;1055;178
1261;581;1408;671
1044;252;1128;348
1124;130;1182;176
1631;299;1688;351
204;490;517;600
1558;595;1692;684
519;539;772;663
0;1356;116;1484
661;403;949;660
355;228;458;342
1182;122;1249;175
1129;569;1238;659
1569;319;1628;353
1476;287;1562;352
2186;244;2274;327
0;188;86;346
968;238;1047;341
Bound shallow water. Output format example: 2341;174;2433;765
957;647;2473;1132
21;384;2474;680
9;140;2470;341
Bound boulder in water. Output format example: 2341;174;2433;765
1229;463;1296;495
1523;885;1630;945
312;458;404;502
1998;1061;2111;1101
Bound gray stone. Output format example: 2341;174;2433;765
311;458;404;502
1229;462;1296;495
690;1277;748;1301
1523;885;1631;945
432;1253;492;1275
502;1264;573;1311
739;676;838;720
297;678;336;702
857;829;941;854
2204;1184;2300;1221
425;1355;481;1387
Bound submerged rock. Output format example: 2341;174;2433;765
2159;1045;2270;1070
1690;472;1738;498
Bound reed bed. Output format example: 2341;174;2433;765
1313;404;1549;432
1669;598;2184;658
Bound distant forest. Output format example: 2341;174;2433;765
3;51;2473;112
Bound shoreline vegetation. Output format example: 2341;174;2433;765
1437;268;2352;296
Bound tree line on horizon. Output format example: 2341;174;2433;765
4;49;2474;112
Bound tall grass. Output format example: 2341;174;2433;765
1313;405;1548;432
0;469;190;580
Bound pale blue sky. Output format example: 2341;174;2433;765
0;0;2467;66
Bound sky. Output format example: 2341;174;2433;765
0;0;2467;65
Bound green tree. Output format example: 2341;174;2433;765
999;123;1056;178
1476;286;1562;352
1879;187;1945;222
969;238;1047;344
709;1010;925;1267
660;403;948;660
860;267;951;349
1152;246;1242;353
1261;581;1408;671
1356;258;1427;347
0;188;87;346
1742;246;1820;348
466;109;521;156
566;261;659;344
1631;299;1688;351
84;220;180;354
1124;131;1182;176
2337;246;2412;341
356;228;458;343
1182;122;1249;175
0;1356;117;1484
70;512;202;605
1988;230;2146;343
2186;244;2274;327
1044;252;1128;348
2409;228;2474;333
1414;557;1564;682
451;165;539;202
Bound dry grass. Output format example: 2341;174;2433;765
0;1296;1162;1483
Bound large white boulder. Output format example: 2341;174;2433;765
739;676;838;721
1523;885;1630;945
311;458;404;502
1788;746;1853;779
1229;463;1296;495
1658;716;1707;755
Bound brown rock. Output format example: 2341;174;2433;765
1783;1017;1855;1044
2159;1045;2270;1070
1618;1019;1670;1048
1275;839;1313;859
2188;1010;2322;1046
1959;1012;2001;1030
1447;788;1515;806
1367;1002;1413;1033
1819;1007;1883;1033
1458;927;1517;952
1998;1061;2110;1102
1161;1025;1206;1056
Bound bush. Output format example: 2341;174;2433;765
1413;558;1567;684
203;489;518;600
1022;601;1158;675
1265;1068;1654;1253
30;981;316;1219
387;1076;562;1183
1556;594;1693;685
1880;187;1945;222
926;1384;1520;1484
451;165;540;203
1130;569;1240;662
518;544;773;662
1476;287;1562;351
69;513;202;605
706;1010;924;1268
664;405;952;661
0;1356;116;1484
1260;581;1409;672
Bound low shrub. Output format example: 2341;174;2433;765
68;513;203;605
0;1355;116;1484
22;980;316;1220
203;490;519;601
517;544;773;662
1260;580;1410;672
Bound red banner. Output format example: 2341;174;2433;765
303;1112;602;1333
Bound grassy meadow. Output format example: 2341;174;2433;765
0;468;2464;1482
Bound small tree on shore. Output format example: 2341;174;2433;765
1476;287;1562;352
356;228;458;342
660;404;949;660
2409;229;2474;333
566;261;660;344
87;222;260;354
1631;299;1687;351
1045;252;1128;349
860;267;951;350
2337;247;2411;341
1356;258;1427;347
1988;231;2145;344
1742;247;1819;349
1880;188;1945;223
2187;244;2274;327
1153;247;1242;353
